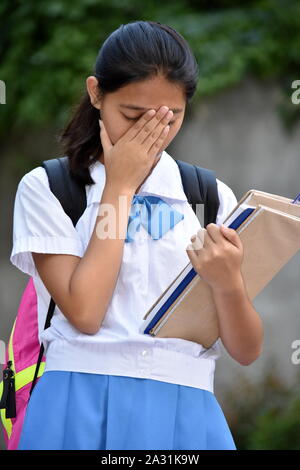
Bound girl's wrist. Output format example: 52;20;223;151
210;271;245;297
103;183;135;199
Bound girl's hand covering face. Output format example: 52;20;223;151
99;106;173;194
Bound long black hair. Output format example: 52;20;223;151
59;20;199;186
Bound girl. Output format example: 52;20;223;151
11;20;263;450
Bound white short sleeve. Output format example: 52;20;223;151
10;166;85;278
215;178;238;226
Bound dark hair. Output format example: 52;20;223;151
59;20;199;186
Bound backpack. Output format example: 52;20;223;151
0;156;219;450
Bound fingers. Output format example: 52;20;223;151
123;106;173;150
146;124;170;159
188;225;220;257
205;224;224;244
220;224;242;249
207;223;241;249
189;228;206;255
140;107;173;151
190;224;242;254
121;109;157;142
186;243;199;267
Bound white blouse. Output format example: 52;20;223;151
10;150;237;393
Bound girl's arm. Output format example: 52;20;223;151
210;272;263;366
186;224;264;366
69;184;135;333
32;185;134;335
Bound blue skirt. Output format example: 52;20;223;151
18;371;237;450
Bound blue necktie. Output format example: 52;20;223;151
125;195;184;243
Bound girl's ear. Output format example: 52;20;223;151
86;76;102;109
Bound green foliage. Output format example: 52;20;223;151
225;358;300;450
247;397;300;450
0;0;300;137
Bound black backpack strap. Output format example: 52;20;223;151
30;156;87;396
41;156;87;226
175;159;220;227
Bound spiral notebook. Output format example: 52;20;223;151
139;189;300;348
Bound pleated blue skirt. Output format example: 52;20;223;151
18;370;237;450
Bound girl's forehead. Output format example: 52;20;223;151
110;77;186;109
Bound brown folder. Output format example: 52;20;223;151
142;190;300;349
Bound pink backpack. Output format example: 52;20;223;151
0;157;88;450
0;278;46;449
0;156;220;449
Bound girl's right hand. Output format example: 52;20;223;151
99;106;173;194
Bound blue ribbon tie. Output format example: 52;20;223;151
125;195;184;243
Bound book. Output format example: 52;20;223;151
139;189;300;348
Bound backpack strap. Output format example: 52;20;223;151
175;159;220;227
30;156;87;396
42;156;87;226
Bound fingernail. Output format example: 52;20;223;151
99;119;102;128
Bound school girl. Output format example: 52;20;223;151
11;20;264;450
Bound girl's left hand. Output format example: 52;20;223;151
186;224;244;291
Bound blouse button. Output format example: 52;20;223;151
141;349;148;356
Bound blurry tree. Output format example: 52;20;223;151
0;0;299;139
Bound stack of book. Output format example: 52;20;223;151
139;189;300;348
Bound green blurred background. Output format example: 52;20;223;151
1;0;300;450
